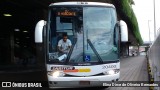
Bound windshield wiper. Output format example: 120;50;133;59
65;38;77;64
87;39;103;64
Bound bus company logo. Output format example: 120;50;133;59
2;82;11;87
102;65;116;69
51;66;75;70
50;66;91;72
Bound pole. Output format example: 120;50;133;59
153;0;156;39
148;20;151;43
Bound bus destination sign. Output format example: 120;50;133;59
57;10;76;16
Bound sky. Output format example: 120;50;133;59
132;0;160;42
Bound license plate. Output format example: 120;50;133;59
79;81;90;85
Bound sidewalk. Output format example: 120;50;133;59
109;55;149;90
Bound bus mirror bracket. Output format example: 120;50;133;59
35;20;46;43
119;20;128;42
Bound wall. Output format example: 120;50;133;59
148;32;160;90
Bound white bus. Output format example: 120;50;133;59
35;2;128;88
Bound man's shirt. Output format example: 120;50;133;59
58;39;72;51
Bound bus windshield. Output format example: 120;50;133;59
48;6;118;64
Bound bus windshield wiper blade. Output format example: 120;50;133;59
87;39;103;63
65;38;77;64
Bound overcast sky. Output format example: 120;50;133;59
132;0;160;42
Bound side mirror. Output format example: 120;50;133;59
119;20;128;42
35;20;46;43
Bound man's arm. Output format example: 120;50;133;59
58;40;63;53
58;46;63;52
67;40;72;49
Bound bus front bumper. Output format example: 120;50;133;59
48;73;119;88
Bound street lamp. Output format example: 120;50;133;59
153;0;156;39
148;20;151;43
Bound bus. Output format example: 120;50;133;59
35;2;128;88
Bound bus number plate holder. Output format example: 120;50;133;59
79;81;90;85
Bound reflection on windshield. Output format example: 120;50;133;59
87;39;103;63
85;29;113;54
49;7;118;63
70;33;83;62
83;7;118;61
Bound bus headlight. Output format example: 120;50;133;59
103;69;120;75
48;71;65;77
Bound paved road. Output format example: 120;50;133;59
108;56;149;90
0;56;149;90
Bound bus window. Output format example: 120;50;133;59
69;7;118;63
49;7;118;63
56;17;73;30
49;7;82;62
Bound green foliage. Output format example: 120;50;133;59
114;0;143;45
128;0;135;5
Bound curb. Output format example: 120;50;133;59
147;58;154;90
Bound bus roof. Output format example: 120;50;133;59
49;2;115;8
